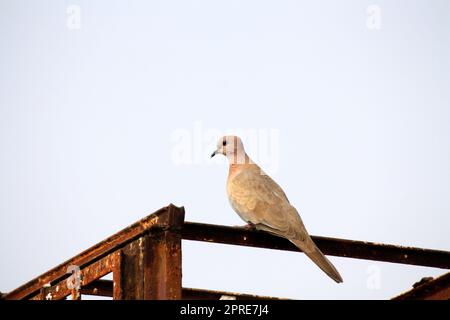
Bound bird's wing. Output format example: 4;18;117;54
228;167;307;241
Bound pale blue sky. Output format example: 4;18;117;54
1;0;449;299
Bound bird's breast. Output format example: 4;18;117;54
226;168;255;222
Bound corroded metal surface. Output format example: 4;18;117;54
81;279;284;300
30;252;119;300
113;205;184;300
183;222;450;269
3;204;449;300
392;272;450;300
4;204;184;300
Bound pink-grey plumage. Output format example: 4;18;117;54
211;135;343;283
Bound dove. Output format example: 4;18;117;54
211;135;343;283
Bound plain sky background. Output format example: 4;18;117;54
1;0;449;299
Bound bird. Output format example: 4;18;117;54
211;135;343;283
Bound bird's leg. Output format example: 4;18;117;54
242;222;257;231
233;222;256;230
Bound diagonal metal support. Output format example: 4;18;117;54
3;204;185;300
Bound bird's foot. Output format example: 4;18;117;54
242;223;257;231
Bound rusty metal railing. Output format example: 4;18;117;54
2;204;450;300
4;205;184;300
183;222;450;269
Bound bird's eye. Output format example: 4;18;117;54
222;140;227;146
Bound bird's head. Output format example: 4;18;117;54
211;135;247;163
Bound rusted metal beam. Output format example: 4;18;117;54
144;228;183;299
114;239;145;299
4;204;185;300
112;255;123;300
146;204;184;299
81;279;284;300
5;204;449;301
114;205;184;300
30;252;119;300
392;272;450;300
81;279;113;297
182;287;285;300
183;222;450;269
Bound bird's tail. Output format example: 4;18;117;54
292;239;343;283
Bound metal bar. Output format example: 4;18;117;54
181;287;285;300
392;272;450;300
81;280;113;297
38;287;48;300
80;279;284;300
112;252;123;300
4;205;449;300
71;288;81;301
182;222;450;269
113;205;184;300
115;238;146;299
4;204;184;300
30;252;118;300
143;205;184;299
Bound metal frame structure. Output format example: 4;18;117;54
2;204;450;300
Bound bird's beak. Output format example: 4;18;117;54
211;150;218;158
